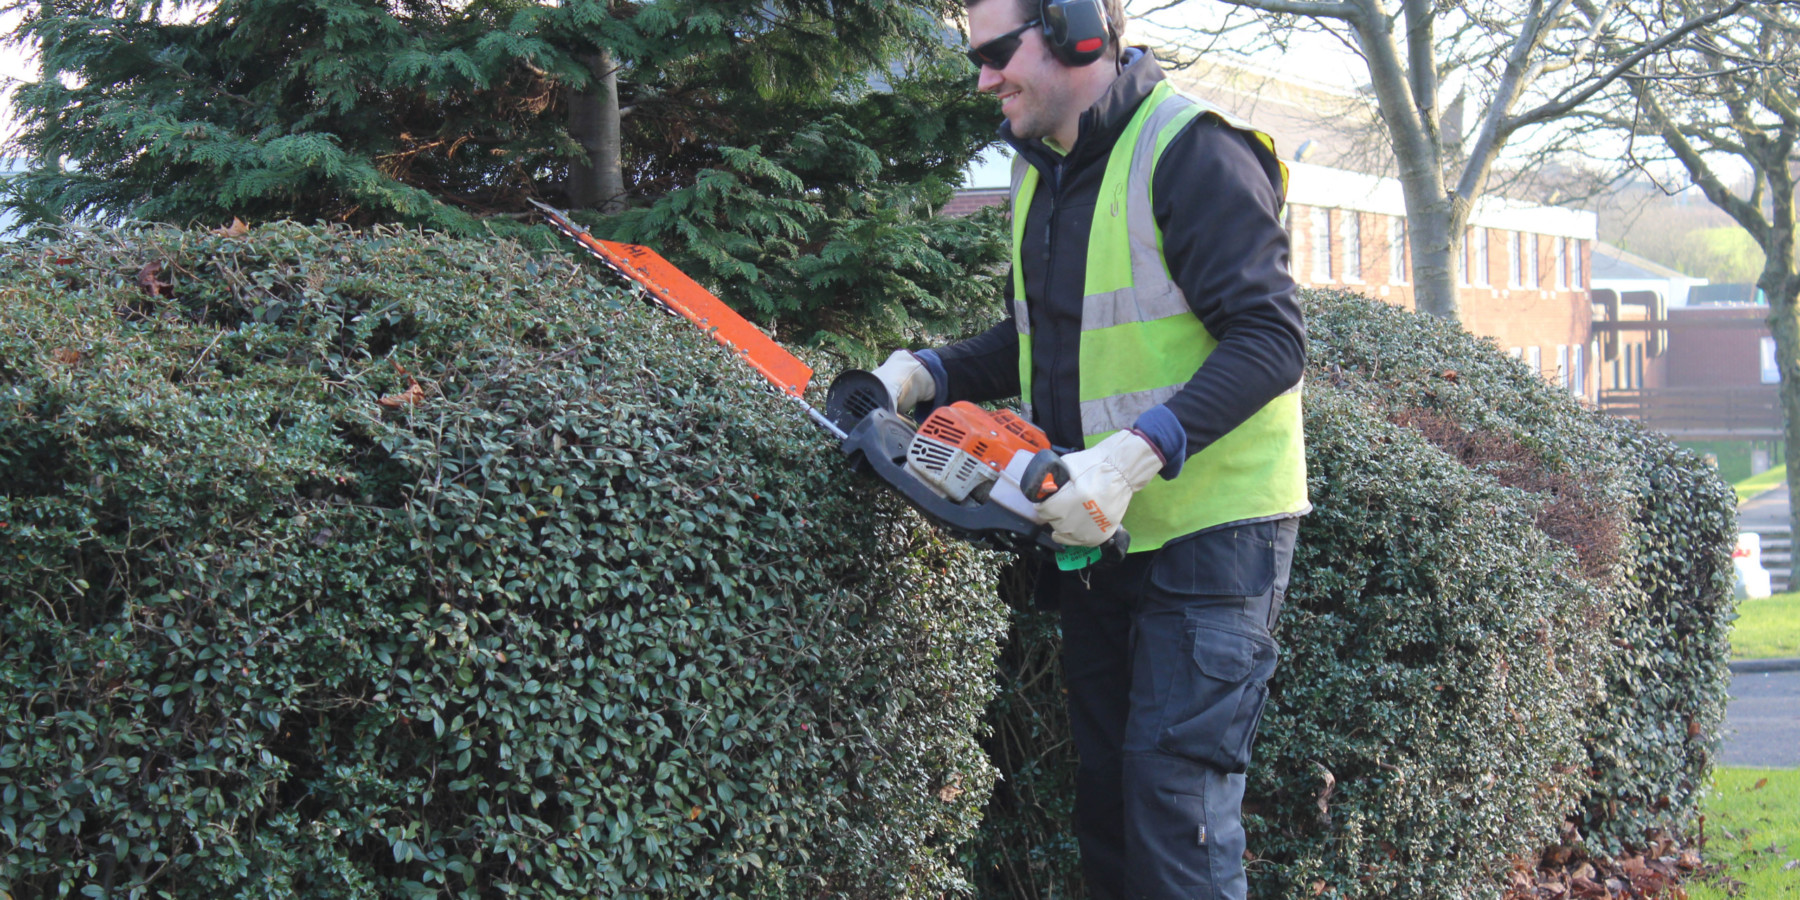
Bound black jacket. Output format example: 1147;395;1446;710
931;50;1304;465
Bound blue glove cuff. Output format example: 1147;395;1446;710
1131;404;1187;480
912;349;949;416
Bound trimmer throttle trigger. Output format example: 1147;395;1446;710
1018;448;1131;568
1021;449;1068;503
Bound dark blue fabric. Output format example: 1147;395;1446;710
1048;518;1297;899
911;348;950;418
1130;404;1187;479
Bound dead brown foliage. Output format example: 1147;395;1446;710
1504;829;1711;899
1392;407;1624;583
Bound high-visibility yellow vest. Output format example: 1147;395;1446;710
1010;81;1308;552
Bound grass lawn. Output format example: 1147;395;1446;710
1687;767;1800;899
1733;591;1800;660
1735;464;1788;503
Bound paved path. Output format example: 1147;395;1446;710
1721;668;1800;768
1738;481;1790;531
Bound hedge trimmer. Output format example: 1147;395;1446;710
530;200;1126;569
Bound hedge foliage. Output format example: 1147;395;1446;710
0;226;1737;899
0;224;1008;897
967;290;1738;898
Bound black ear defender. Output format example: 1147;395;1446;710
1041;0;1111;67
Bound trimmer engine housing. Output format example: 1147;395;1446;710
906;403;1050;502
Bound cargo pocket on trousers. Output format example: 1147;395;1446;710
1155;621;1278;774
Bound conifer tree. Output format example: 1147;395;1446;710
3;0;1007;352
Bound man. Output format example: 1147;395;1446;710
869;1;1309;896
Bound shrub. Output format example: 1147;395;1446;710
0;224;1007;898
966;290;1737;898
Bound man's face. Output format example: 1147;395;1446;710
969;1;1077;143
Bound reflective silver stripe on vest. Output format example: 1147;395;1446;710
1082;97;1201;331
1010;154;1033;335
1080;384;1185;436
1080;375;1302;437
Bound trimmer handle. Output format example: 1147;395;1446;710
1020;448;1067;503
1019;449;1131;567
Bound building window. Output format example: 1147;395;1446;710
1554;238;1568;289
1570;344;1583;397
1311;207;1333;282
1472;227;1490;286
1763;336;1781;384
1556;345;1570;387
1526;346;1542;375
1526;234;1540;288
1570;239;1584;288
1344;212;1362;281
1508;231;1523;287
1459;231;1471;286
1389;217;1407;283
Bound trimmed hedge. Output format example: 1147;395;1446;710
967;290;1737;897
0;227;1736;898
0;224;1007;897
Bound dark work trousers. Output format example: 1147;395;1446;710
1047;517;1299;900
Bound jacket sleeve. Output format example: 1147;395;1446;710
1141;118;1306;472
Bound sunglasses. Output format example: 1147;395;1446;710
966;18;1041;71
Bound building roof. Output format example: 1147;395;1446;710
1689;283;1763;305
1589;241;1709;307
1163;56;1375;173
1590;242;1700;281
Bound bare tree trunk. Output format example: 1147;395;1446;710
1764;211;1799;546
567;48;625;214
1408;196;1461;321
1355;0;1465;321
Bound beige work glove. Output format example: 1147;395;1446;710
871;350;936;414
1035;430;1164;547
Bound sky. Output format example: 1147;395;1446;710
0;11;32;147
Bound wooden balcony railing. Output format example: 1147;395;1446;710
1597;386;1784;439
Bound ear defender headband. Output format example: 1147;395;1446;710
1041;0;1111;67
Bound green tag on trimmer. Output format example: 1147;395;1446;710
1055;545;1101;571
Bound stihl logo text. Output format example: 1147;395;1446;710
1083;500;1112;531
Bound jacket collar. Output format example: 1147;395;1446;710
1001;47;1166;174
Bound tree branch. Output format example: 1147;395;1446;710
1507;0;1749;132
1213;0;1357;18
1630;78;1771;244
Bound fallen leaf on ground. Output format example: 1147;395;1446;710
51;347;80;365
212;217;250;237
1751;777;1768;791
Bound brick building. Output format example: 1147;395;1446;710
1281;161;1597;400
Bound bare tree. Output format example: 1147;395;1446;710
1590;0;1799;536
1150;0;1746;321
